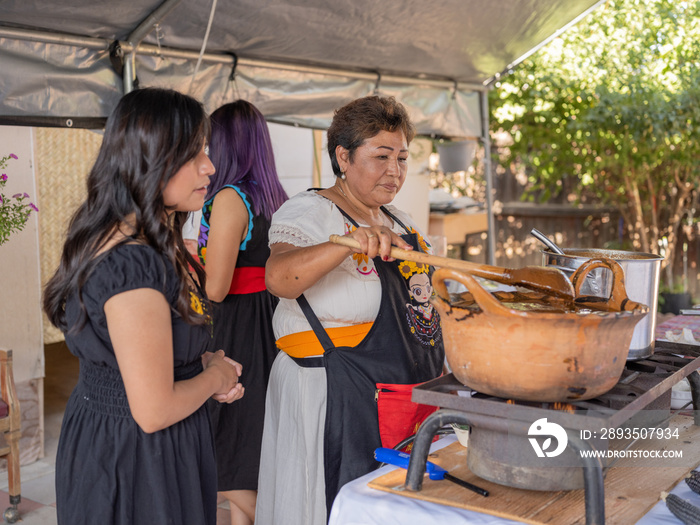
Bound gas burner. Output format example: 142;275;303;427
403;346;700;525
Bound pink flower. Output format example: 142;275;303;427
9;154;17;159
29;203;39;212
0;174;6;181
12;193;22;199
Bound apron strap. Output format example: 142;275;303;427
296;294;336;352
336;204;359;228
337;201;411;235
380;206;410;232
312;187;410;234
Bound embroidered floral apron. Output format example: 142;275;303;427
294;206;444;516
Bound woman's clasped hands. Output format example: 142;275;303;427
202;349;245;403
346;226;412;262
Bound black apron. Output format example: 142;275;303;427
294;206;444;516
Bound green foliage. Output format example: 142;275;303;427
0;154;38;246
490;0;700;282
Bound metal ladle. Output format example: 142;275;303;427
530;228;565;255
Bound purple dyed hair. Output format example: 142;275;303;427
205;100;288;220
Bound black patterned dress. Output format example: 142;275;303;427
198;185;279;491
56;244;216;525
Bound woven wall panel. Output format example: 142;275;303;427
35;128;102;344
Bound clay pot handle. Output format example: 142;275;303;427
571;259;648;313
431;267;514;316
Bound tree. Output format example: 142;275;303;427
490;0;700;288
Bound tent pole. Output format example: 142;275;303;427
312;130;324;188
123;57;135;94
124;0;184;93
479;89;496;266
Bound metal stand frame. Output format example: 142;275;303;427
403;408;606;525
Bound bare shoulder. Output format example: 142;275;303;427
211;187;249;222
212;186;247;209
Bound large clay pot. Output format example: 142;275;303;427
431;259;648;402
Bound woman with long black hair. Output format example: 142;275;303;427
43;87;244;525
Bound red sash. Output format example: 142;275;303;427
229;267;266;295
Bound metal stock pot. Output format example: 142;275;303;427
431;259;648;402
542;248;663;360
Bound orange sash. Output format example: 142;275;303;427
276;322;373;358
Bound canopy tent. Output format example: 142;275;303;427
0;0;604;262
0;0;603;134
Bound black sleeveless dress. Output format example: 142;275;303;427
198;185;279;491
56;244;216;525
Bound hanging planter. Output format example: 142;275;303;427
436;139;477;173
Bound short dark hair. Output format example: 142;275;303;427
326;96;416;176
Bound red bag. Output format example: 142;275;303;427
375;382;439;452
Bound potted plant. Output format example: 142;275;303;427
0;153;39;246
658;242;694;314
658;281;693;315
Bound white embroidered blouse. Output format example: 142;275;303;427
268;190;430;340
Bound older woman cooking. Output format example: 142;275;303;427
255;95;445;525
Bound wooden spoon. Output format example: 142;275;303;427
329;234;575;301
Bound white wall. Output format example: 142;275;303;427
0;126;43;383
268;122;318;197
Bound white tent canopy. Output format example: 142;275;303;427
0;0;603;137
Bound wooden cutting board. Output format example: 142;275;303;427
368;414;700;525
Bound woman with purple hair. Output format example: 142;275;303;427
197;100;288;525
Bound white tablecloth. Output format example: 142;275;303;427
328;435;697;525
